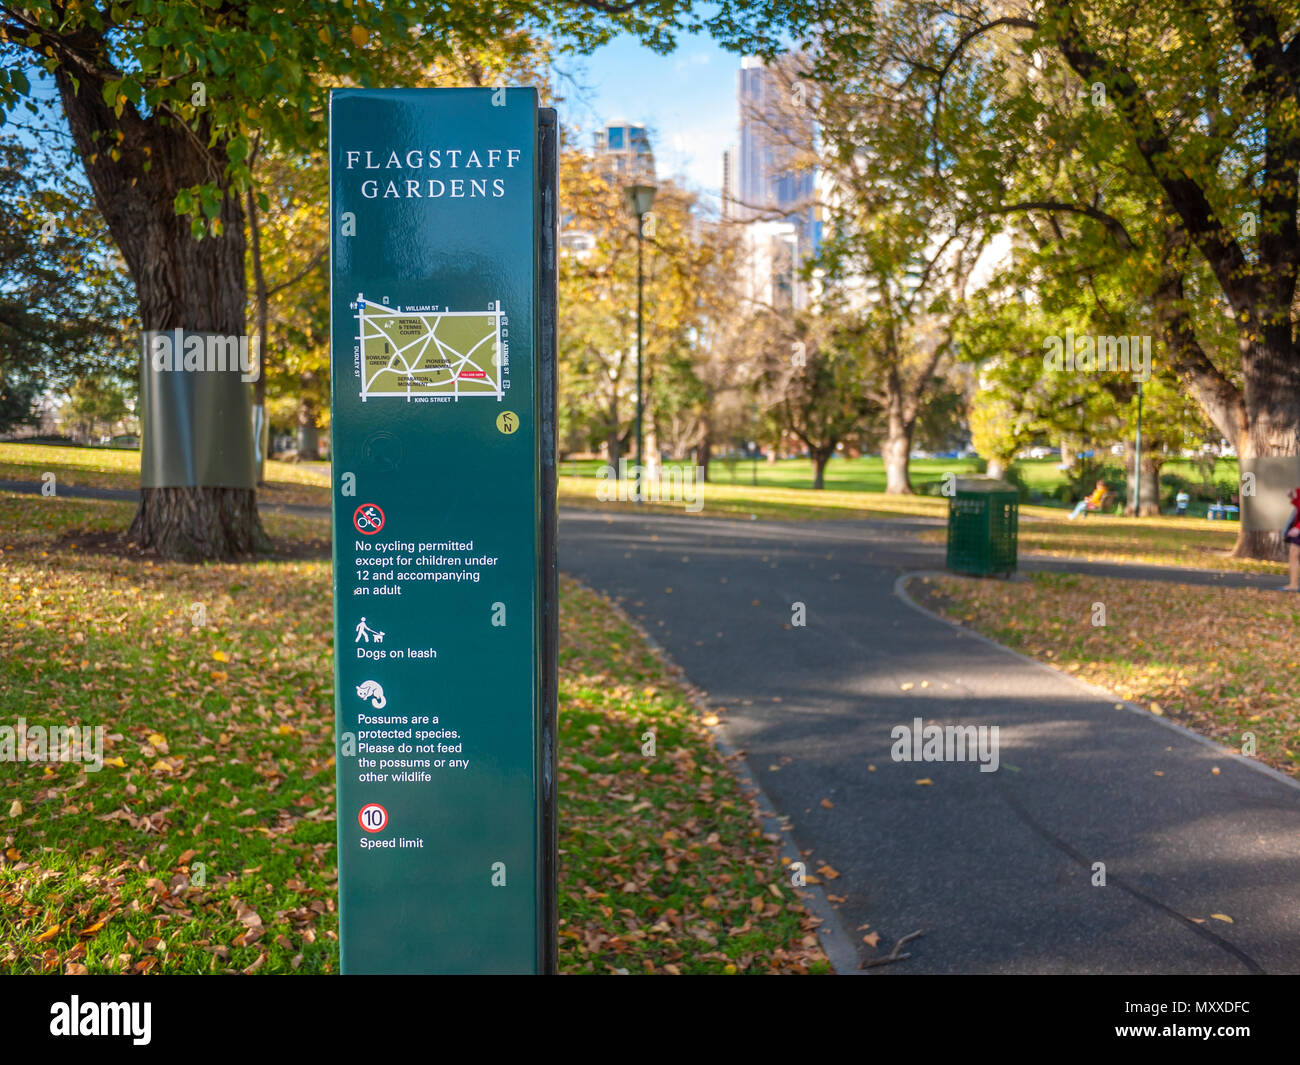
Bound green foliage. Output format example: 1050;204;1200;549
0;137;136;394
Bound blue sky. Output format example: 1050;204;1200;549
554;33;741;211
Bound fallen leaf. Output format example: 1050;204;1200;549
819;798;834;809
7;800;21;817
915;778;933;786
862;931;881;948
900;682;914;691
1210;913;1234;924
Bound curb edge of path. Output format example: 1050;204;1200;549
894;570;1300;796
573;576;866;975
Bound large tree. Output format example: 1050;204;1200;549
0;0;817;559
902;0;1300;557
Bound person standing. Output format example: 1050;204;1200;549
1283;488;1300;591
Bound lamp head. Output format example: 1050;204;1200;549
624;183;657;217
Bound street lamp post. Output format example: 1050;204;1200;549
624;183;656;502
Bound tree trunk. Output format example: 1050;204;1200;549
55;64;268;561
297;378;320;461
1126;452;1162;517
697;413;712;483
986;457;1006;480
247;184;270;485
882;407;914;494
1059;441;1074;468
606;385;622;467
811;447;831;490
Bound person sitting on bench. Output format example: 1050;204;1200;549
1069;480;1107;520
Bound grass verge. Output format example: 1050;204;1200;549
0;442;331;509
0;493;828;974
916;511;1280;574
916;572;1300;777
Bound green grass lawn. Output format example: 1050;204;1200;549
0;442;331;508
562;455;984;494
0;492;829;974
916;572;1300;776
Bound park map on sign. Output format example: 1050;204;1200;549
356;295;505;401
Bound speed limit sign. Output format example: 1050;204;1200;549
358;803;389;833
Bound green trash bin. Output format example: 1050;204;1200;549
947;478;1018;577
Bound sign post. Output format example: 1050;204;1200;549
329;88;558;974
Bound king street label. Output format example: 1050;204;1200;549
330;88;546;974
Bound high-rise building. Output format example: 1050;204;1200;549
594;121;655;185
734;56;819;291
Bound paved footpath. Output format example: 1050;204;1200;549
559;507;1300;974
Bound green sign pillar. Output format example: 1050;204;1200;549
329;88;558;974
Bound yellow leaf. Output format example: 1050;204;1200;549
1210;913;1234;923
815;864;841;879
351;25;369;47
900;682;914;691
103;757;126;768
148;733;166;746
212;650;229;662
915;778;933;786
34;923;62;943
278;724;294;736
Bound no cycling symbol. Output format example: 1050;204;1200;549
353;503;385;535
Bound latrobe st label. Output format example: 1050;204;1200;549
329;88;550;974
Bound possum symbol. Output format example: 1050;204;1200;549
356;680;387;709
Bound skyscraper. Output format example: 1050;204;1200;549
732;56;819;308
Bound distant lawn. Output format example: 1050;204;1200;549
0;492;829;975
562;455;983;494
0;442;331;509
916;571;1300;777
